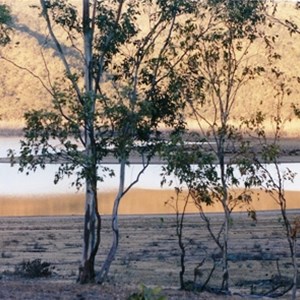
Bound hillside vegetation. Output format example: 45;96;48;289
1;0;300;136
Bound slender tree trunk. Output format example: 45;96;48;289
97;157;126;283
177;194;188;290
222;205;229;292
78;176;101;283
291;239;297;300
219;139;229;292
279;197;297;299
179;238;186;290
78;0;101;284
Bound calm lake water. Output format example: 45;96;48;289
1;137;300;192
0;137;172;195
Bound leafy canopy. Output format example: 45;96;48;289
12;0;199;189
0;4;12;46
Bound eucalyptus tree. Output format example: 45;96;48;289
9;0;199;284
253;135;299;299
161;0;279;292
251;80;300;299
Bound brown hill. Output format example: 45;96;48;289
0;0;81;132
1;0;300;137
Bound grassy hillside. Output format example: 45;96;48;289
1;0;300;137
0;0;81;131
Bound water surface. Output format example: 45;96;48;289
1;137;300;216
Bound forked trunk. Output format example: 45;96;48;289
78;177;101;284
78;0;100;284
97;158;126;283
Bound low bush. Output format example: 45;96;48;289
128;284;166;300
15;259;53;278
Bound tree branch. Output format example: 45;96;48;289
39;0;83;105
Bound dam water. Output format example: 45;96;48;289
1;137;300;216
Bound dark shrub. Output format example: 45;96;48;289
15;259;53;278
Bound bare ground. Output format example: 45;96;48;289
0;212;299;299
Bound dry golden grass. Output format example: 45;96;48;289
0;1;300;137
0;187;300;217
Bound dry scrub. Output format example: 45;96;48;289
0;213;298;299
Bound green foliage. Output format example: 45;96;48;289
15;88;113;188
292;103;300;119
161;130;259;210
0;4;11;24
128;285;166;300
10;0;204;283
43;0;80;31
261;144;281;163
0;4;12;46
95;1;139;57
12;0;201;188
15;259;53;278
158;0;279;291
161;0;277;208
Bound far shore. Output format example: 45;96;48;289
1;188;300;217
1;134;300;164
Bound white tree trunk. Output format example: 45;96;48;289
78;0;101;284
97;157;126;283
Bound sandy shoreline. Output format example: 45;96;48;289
0;188;300;217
